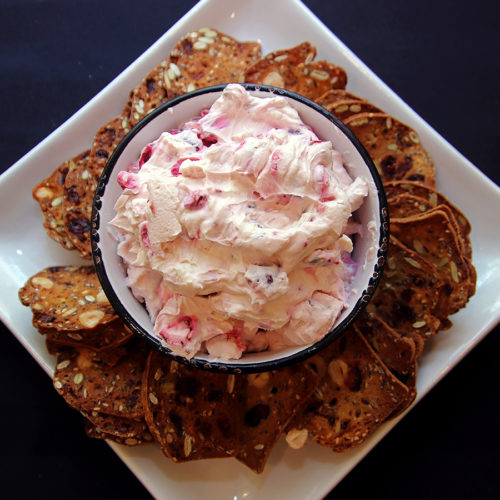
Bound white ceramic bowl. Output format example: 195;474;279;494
91;83;388;373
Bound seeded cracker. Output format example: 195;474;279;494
367;236;444;345
236;364;319;473
82;410;150;440
38;319;133;352
143;352;243;462
19;266;117;331
292;328;408;452
53;340;149;419
391;208;474;316
32;154;84;251
324;99;382;123
315;89;363;107
384;180;473;258
244;41;347;101
166;28;262;99
355;312;418;416
345;113;436;186
84;419;152;446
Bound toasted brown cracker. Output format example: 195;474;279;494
391;208;474;316
367;236;443;345
39;319;132;351
293;328;408;452
84;418;151;446
83;410;149;440
355;313;417;416
53;340;148;419
143;353;243;463
166;28;261;99
236;364;319;473
324;99;382;123
125;63;170;128
244;41;347;100
32;156;79;250
19;266;117;331
384;180;472;258
315;89;363;106
62;117;127;258
345;113;436;186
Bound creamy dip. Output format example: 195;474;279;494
110;84;368;359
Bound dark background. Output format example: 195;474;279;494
1;1;499;498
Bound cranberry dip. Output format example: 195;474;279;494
110;84;368;360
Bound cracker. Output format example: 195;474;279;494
53;340;149;418
244;41;347;100
366;236;444;344
345;113;436;186
384;180;472;257
165;28;261;99
32;155;81;251
236;363;319;473
391;208;474;316
83;410;149;439
355;312;418;416
315;89;363;106
323;99;382;123
293;328;408;452
143;353;243;463
62;117;127;258
19;266;117;331
84;418;152;446
39;319;133;351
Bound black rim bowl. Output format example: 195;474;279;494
91;83;389;374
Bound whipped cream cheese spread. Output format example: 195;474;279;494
110;84;368;360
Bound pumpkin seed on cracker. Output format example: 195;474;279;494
19;266;117;331
244;41;347;101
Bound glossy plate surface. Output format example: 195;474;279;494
1;0;500;499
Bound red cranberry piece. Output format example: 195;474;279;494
183;191;208;210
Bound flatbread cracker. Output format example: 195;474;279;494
32;155;80;250
84;419;152;446
244;41;347;100
19;266;117;331
391;208;474;316
143;353;243;463
39;319;133;351
53;340;149;419
345;113;436;186
323;99;382;123
293;328;408;452
166;28;261;99
315;89;363;107
384;180;472;258
367;236;444;344
236;364;319;473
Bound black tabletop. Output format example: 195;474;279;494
1;1;499;499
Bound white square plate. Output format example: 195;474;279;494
1;0;500;499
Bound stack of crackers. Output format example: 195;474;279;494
20;28;475;473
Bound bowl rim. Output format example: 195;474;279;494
91;83;389;374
